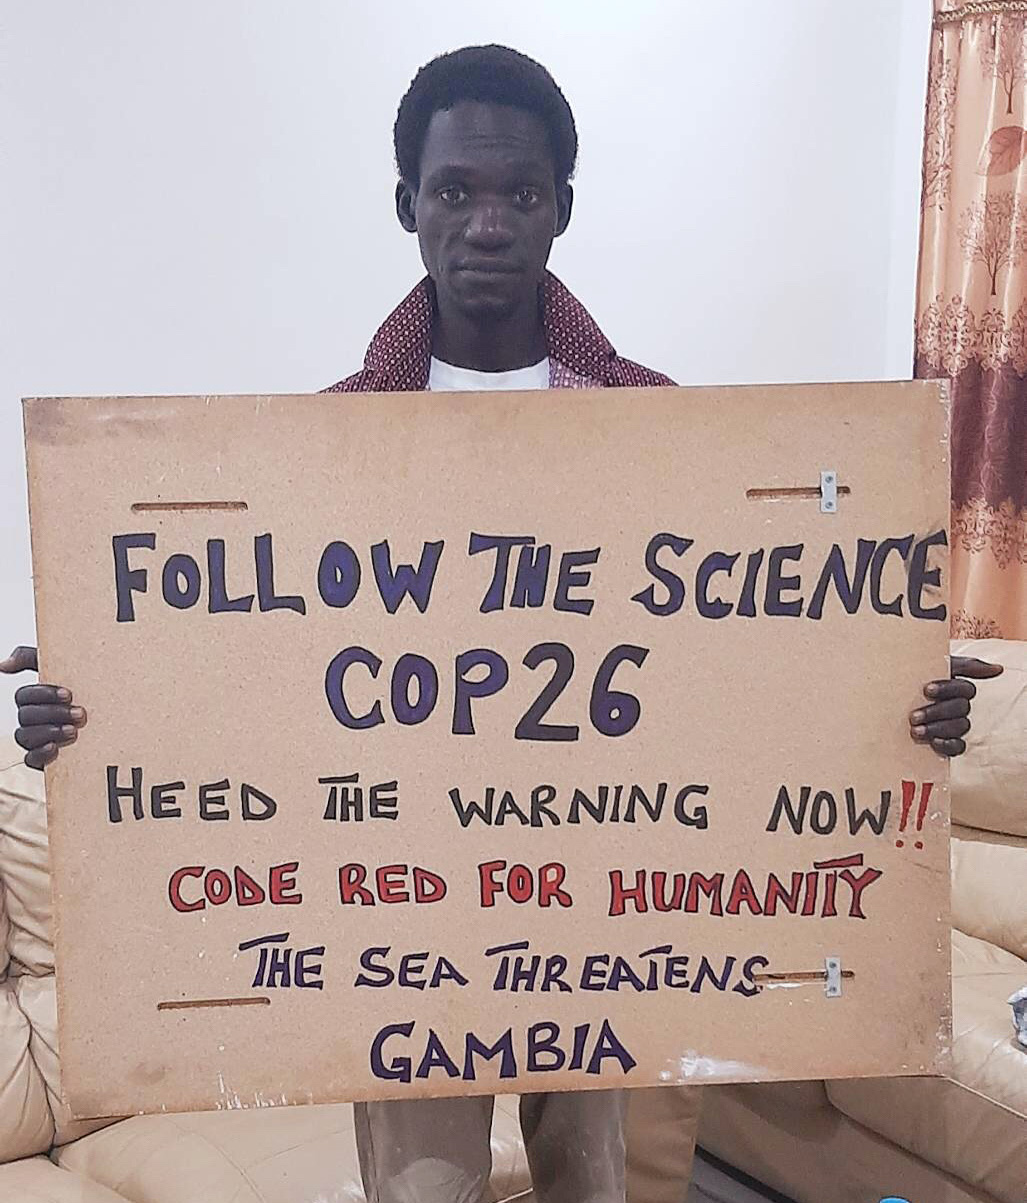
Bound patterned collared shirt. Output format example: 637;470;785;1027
324;271;674;392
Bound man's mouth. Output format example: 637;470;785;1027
454;261;522;276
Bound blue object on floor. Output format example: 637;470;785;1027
879;1198;911;1202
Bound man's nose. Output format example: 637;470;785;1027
463;202;515;248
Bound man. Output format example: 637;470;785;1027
2;43;1002;1203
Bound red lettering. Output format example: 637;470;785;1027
339;863;375;905
413;867;447;903
508;864;533;903
169;864;300;910
538;862;573;908
234;866;266;906
651;870;685;912
822;871;838;916
801;870;819;915
377;864;410;904
168;866;205;912
269;861;302;905
840;866;884;918
764;872;803;916
684;872;724;916
725;870;763;916
608;869;647;917
479;862;569;908
478;860;506;907
204;868;231;905
813;854;865;869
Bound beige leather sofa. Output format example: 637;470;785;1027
698;638;1027;1203
0;727;699;1201
3;638;1021;1202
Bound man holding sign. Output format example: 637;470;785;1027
4;43;1002;1203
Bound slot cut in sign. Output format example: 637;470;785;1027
23;382;952;1118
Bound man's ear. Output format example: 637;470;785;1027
396;180;418;233
555;183;573;238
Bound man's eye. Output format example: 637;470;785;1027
515;187;541;206
439;187;467;205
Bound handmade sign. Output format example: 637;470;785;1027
24;382;951;1118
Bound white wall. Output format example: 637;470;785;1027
0;0;930;730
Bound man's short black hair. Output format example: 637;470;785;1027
394;45;578;187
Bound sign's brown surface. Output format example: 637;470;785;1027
24;383;951;1118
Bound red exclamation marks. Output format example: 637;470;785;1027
896;780;934;849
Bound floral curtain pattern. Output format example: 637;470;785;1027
917;1;1027;638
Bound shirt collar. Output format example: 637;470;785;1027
361;271;616;390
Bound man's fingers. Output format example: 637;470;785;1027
919;717;972;741
931;737;966;758
924;678;976;702
16;724;78;751
13;684;72;707
950;656;1004;680
16;703;86;728
910;698;970;727
0;646;38;675
25;744;58;771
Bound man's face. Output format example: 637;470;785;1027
397;100;571;322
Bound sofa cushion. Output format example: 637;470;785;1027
0;976;54;1162
950;639;1027;839
0;881;9;983
0;1155;131;1201
826;930;1027;1202
952;824;1027;962
57;1095;533;1203
0;738;55;975
0;1154;134;1201
697;1079;995;1203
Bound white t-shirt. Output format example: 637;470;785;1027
428;356;550;392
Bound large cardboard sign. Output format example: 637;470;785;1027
24;383;951;1118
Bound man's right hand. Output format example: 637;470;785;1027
1;645;86;770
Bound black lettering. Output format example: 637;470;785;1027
869;535;914;616
317;541;361;608
631;533;692;616
371;539;444;614
453;649;509;734
469;534;535;613
150;780;184;819
514;643;578;742
112;533;155;622
764;544;804;617
107;764;143;822
355;947;394;988
390;653;439;725
241;782;277;820
846;787;891;836
207;539;254;613
766;784;810;834
255;533;306;614
907;529;948;621
807;540;875;620
736;549;765;618
696;551;739;618
325;647;384;729
199;779;231;821
554;548;599;615
510;543;552;608
810;790;837;834
673;784;709;828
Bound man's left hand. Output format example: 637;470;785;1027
910;656;1004;757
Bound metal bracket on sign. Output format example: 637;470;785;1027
820;471;838;514
825;956;842;998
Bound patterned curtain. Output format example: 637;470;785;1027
917;1;1027;638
